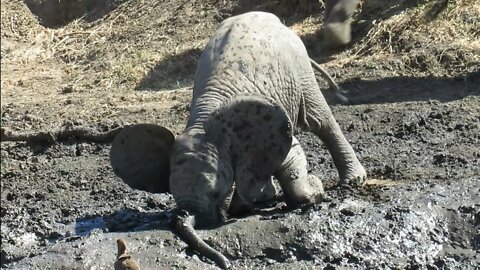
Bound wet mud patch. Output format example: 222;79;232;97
0;139;175;266
2;89;480;270
339;70;480;105
1;121;479;269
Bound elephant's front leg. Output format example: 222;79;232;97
274;137;325;208
314;114;367;185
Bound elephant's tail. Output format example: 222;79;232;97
173;210;231;269
309;58;350;104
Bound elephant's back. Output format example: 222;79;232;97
196;12;311;81
190;12;313;128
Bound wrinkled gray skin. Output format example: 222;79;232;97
112;11;366;269
170;11;366;268
171;11;366;223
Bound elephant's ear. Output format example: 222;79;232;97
110;123;175;193
205;96;293;180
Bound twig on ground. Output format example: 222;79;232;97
1;126;124;144
54;31;98;40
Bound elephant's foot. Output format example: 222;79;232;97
339;162;367;186
283;174;325;208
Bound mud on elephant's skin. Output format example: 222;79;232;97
110;11;366;269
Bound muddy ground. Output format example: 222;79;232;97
1;0;479;269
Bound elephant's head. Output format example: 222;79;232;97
110;95;293;269
110;95;293;225
168;130;234;226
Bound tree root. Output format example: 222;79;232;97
1;126;124;144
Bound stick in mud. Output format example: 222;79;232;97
0;126;124;144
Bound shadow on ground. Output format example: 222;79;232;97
339;69;480;105
136;48;202;91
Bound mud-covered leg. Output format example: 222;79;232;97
274;137;324;208
312;113;367;185
301;76;367;185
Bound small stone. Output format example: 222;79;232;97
61;84;74;94
340;207;356;216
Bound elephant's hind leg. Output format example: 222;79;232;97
275;137;324;208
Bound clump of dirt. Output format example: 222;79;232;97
1;0;479;269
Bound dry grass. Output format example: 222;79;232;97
1;0;478;133
359;0;479;53
1;0;209;132
1;1;40;41
2;0;220;94
3;0;478;91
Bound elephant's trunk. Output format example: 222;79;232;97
173;210;231;269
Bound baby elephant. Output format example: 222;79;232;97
110;11;366;269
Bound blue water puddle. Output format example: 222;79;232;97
74;216;107;236
44;209;175;246
67;209;173;238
